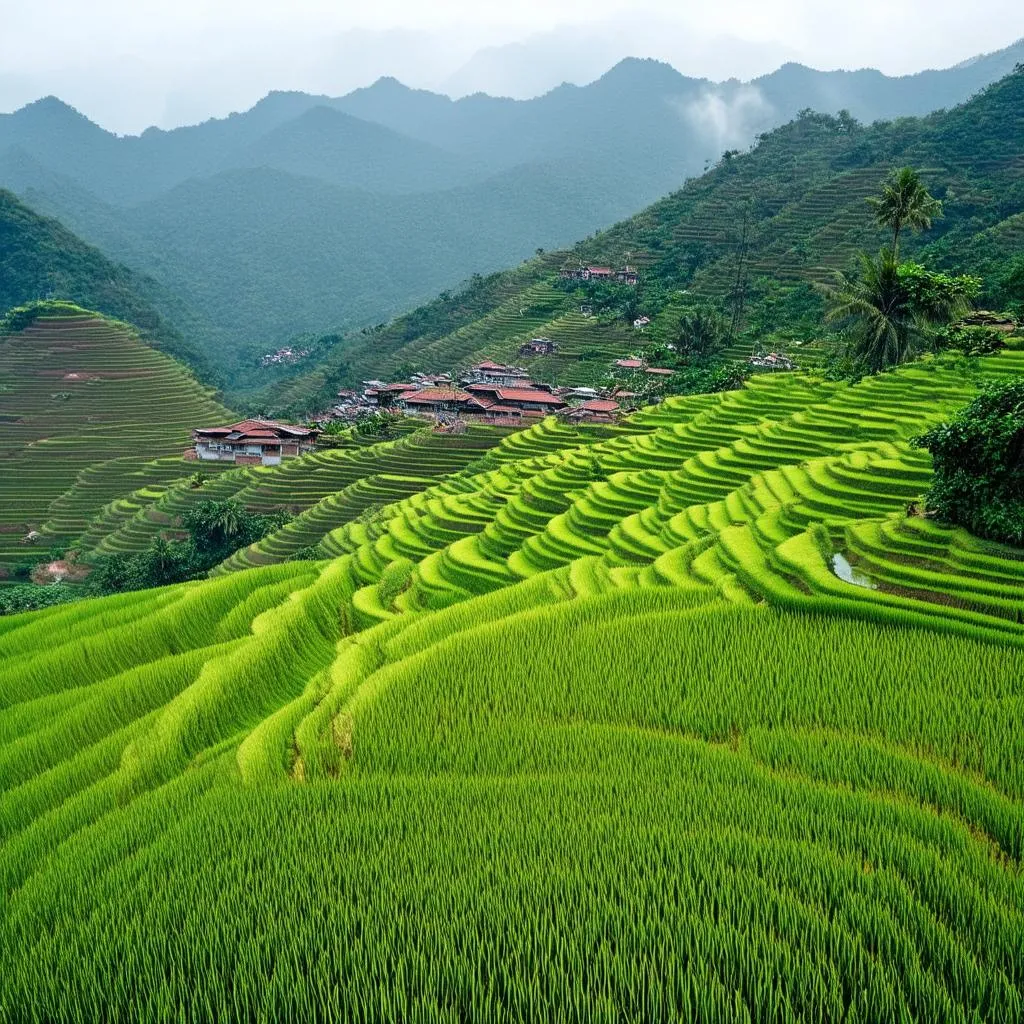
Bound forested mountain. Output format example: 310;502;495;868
1;41;1021;377
0;189;210;375
265;66;1024;416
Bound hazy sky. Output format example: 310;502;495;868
1;0;1022;132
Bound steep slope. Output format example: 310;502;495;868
3;349;1024;1019
0;189;209;374
272;67;1024;413
0;311;232;576
98;165;622;380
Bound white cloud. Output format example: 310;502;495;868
674;86;776;155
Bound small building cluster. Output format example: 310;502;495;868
260;346;310;368
325;360;643;427
560;265;639;286
519;337;557;356
191;419;319;466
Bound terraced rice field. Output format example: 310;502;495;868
80;423;510;567
0;315;232;575
3;351;1024;1020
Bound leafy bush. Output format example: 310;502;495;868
89;500;293;594
933;322;1007;356
0;583;76;615
915;381;1024;545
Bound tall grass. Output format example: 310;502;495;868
3;354;1024;1020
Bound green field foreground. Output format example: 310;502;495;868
3;351;1024;1020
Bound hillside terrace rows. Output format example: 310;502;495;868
5;353;1024;1020
293;351;1024;645
84;424;510;561
0;316;232;575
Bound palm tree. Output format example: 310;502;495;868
212;500;243;541
821;250;972;372
676;305;727;360
867;167;942;258
822;250;915;372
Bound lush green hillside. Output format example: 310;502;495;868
0;189;210;375
0;311;232;578
268;66;1024;415
3;344;1024;1019
4;44;1022;376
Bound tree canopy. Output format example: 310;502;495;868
822;250;978;372
867;166;943;256
915;381;1024;546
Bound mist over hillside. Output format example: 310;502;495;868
1;40;1021;381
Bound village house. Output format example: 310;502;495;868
615;358;646;370
562;398;621;424
644;367;675;377
560;265;638;286
192;420;318;466
633;316;651;329
465;383;568;415
465;360;533;387
396;388;485;416
364;382;420;408
748;352;796;371
519;338;557;356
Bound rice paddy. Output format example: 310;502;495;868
0;314;232;576
3;343;1024;1020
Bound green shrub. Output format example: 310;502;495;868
915;381;1024;545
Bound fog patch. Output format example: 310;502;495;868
673;85;775;154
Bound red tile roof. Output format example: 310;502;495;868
645;367;675;376
401;388;474;403
615;359;645;369
474;360;524;372
194;419;314;440
466;381;537;394
580;399;620;413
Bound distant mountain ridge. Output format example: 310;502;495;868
2;39;1021;379
260;66;1024;417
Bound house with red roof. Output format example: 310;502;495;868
364;382;420;408
465;384;568;415
563;398;621;424
396;388;486;416
192;420;318;466
560;265;637;285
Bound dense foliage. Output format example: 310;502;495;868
823;252;978;371
0;191;214;379
88;500;290;593
916;381;1024;545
